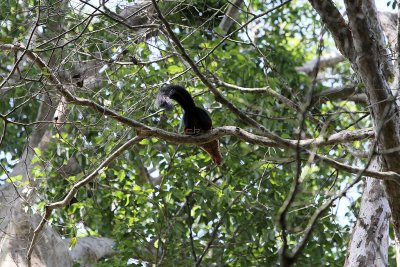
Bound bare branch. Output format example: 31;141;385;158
215;78;325;125
311;84;367;105
218;0;244;34
67;236;116;264
296;51;345;75
308;0;355;61
216;79;300;111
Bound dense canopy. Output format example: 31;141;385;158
0;0;399;266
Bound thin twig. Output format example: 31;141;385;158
186;195;197;262
195;192;243;266
0;44;397;182
151;0;295;145
26;136;143;263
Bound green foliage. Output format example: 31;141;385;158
1;0;391;266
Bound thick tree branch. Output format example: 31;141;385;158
296;51;345;75
218;0;244;34
362;0;393;78
342;1;400;262
67;237;116;264
2;42;398;189
344;173;390;266
308;0;355;61
311;84;367;105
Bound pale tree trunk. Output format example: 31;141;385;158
309;0;400;265
0;2;113;266
342;3;394;265
344;159;390;267
0;96;72;267
0;97;116;267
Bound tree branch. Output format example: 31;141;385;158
308;0;355;61
216;79;300;111
26;136;143;264
151;0;296;144
1;43;398;188
296;51;345;75
218;0;244;34
67;236;116;264
311;84;367;105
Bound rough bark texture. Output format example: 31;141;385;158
308;0;355;61
67;237;116;267
0;98;73;266
309;0;399;264
0;206;72;267
344;159;390;267
345;0;400;263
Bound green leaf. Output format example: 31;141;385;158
69;237;77;249
8;175;22;182
167;65;183;74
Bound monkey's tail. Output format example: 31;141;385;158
156;85;196;112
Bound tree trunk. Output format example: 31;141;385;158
309;0;400;264
345;158;390;267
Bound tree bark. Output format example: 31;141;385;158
309;0;400;264
67;237;116;267
218;0;244;34
344;158;390;267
